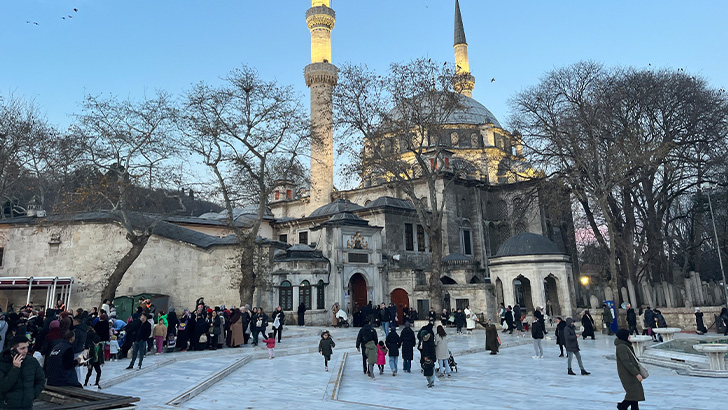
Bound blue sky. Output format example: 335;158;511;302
3;0;727;141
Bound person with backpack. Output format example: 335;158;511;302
356;320;378;377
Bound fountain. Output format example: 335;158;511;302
629;335;652;357
651;327;681;342
693;344;728;371
640;335;728;377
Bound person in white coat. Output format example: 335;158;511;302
464;306;477;334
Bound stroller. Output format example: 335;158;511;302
336;310;350;328
166;334;177;353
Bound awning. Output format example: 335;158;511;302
0;276;75;309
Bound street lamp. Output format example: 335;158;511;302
705;182;728;308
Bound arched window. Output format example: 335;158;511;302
279;281;293;310
316;280;325;310
299;280;312;310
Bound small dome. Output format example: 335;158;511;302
366;196;415;210
495;233;562;257
308;199;363;218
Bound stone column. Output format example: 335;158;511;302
532;271;546;313
500;274;516;308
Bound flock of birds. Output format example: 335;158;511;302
26;7;78;25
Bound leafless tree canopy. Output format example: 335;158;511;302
510;61;728;304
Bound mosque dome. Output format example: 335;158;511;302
494;232;563;257
308;198;364;218
387;93;501;128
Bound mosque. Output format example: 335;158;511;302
0;1;579;325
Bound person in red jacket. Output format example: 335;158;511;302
261;332;276;359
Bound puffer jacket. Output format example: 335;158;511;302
0;347;46;409
564;318;580;352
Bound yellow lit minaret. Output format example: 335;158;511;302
453;0;475;98
305;0;338;214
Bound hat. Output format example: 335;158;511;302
695;307;700;312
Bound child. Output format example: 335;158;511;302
109;335;120;361
376;340;388;375
262;332;276;359
153;318;167;355
85;336;105;387
318;330;336;372
422;356;435;388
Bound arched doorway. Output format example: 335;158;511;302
495;278;504;308
544;274;561;317
348;273;368;319
513;275;533;313
390;288;409;325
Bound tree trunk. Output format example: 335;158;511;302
428;229;443;312
100;233;150;306
238;239;256;306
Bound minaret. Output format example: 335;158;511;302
305;0;338;214
453;0;475;98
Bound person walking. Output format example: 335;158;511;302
422;356;436;388
271;306;285;343
380;304;391;336
555;317;566;357
454;308;466;334
84;335;104;387
603;303;614;335
534;307;547;334
434;325;451;378
318;330;335;372
581;309;596;340
126;313;152;370
564;317;590;376
400;322;416;373
297;302;307;326
504;306;515;334
385;327;401;376
365;336;378;379
720;308;728;336
643;307;655;340
356;320;379;376
513;305;523;333
498;303;506;326
615;329;645;410
485;323;500;355
45;331;83;387
626;304;637;335
261;332;276;359
376;341;388;375
465;305;478;334
0;334;45;408
531;316;544;359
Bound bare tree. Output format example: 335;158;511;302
180;65;309;305
511;62;728;306
67;91;183;305
334;59;472;312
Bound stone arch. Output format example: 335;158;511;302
440;276;457;285
513;275;534;313
495;277;504;307
390;288;409;325
348;272;368;316
544;273;562;316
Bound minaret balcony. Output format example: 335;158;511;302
304;62;339;87
306;6;336;30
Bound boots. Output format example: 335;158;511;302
581;369;590;375
568;368;576;375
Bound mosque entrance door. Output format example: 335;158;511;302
390;288;409;325
349;273;368;317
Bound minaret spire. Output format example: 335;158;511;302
305;0;338;214
453;0;475;98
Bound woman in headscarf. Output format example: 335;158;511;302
176;308;191;352
615;328;645;410
485;322;500;355
229;308;244;347
581;309;595;340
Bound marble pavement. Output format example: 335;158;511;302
92;326;724;409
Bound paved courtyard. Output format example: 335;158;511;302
92;325;724;409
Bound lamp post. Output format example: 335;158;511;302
705;183;728;308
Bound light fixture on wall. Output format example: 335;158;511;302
580;276;590;286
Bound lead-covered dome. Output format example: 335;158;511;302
495;232;563;257
387;93;501;128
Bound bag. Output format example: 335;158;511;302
199;333;208;344
629;348;649;379
273;317;280;330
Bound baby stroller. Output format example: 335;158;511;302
447;350;458;373
165;334;177;353
336;310;350;328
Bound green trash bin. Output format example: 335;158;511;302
113;296;134;322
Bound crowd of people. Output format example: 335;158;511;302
2;296;727;409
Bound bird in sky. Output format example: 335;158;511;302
74;8;78;12
491;78;495;83
68;15;73;18
34;22;39;25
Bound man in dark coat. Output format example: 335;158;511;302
126;313;152;369
485;323;499;355
626;304;637;335
615;329;645;409
120;314;141;359
0;335;45;409
45;331;82;387
602;303;614;335
513;305;523;332
271;306;285;343
385;328;401;376
356;320;378;375
694;308;707;334
399;323;416;373
71;316;88;381
643;307;655;340
297;302;307;326
564;317;590;375
555;317;567;357
504;306;515;334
